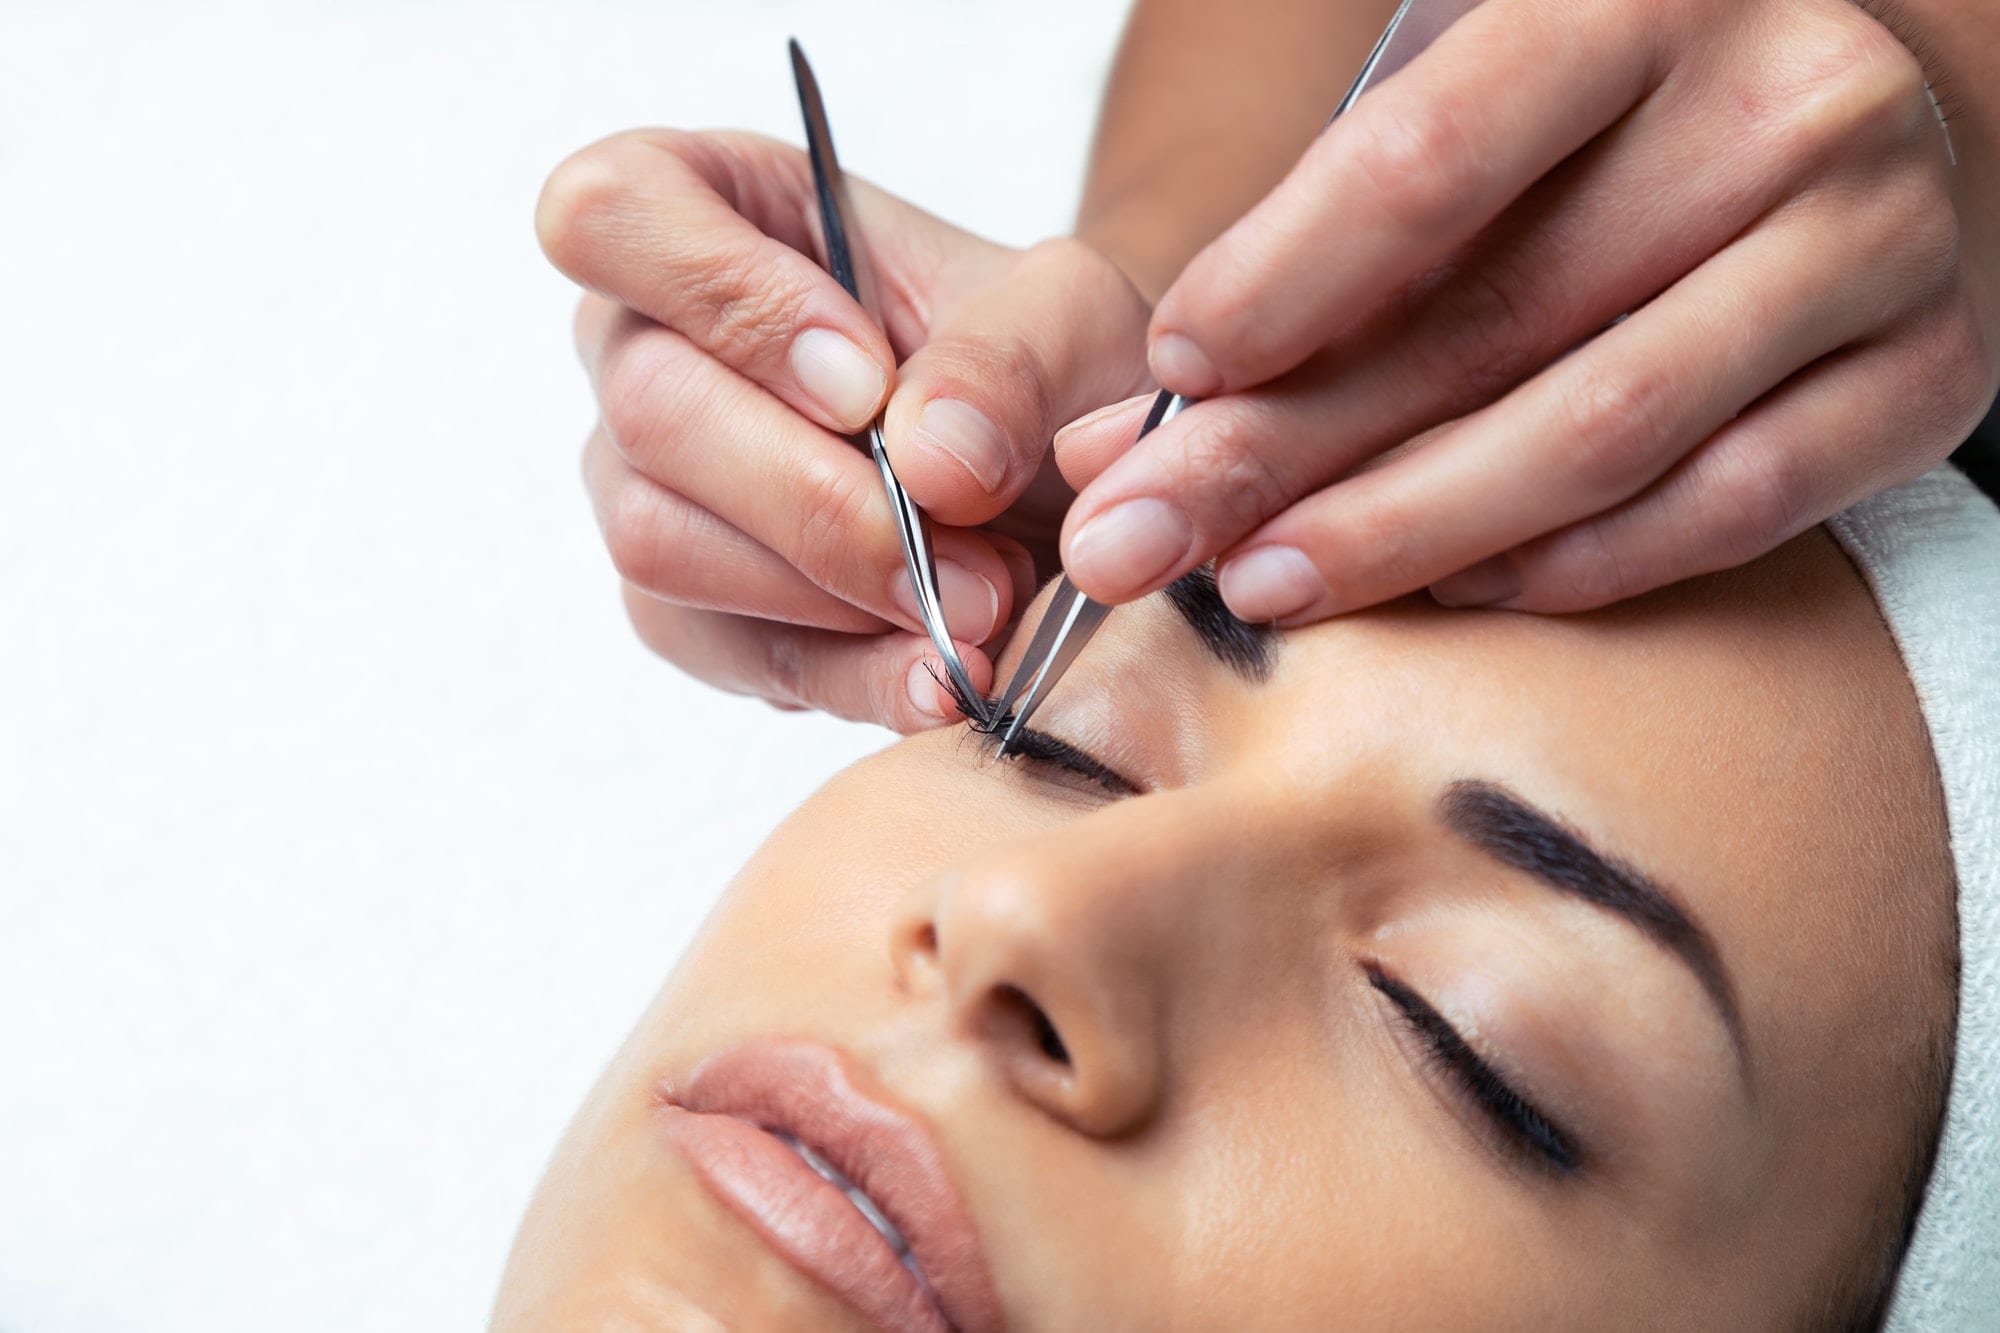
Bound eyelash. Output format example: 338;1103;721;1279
1364;962;1582;1177
932;668;1140;796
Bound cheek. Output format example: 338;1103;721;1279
645;742;1064;1034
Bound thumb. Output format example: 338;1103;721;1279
883;238;1153;526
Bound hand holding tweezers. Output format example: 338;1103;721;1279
990;0;1484;753
790;41;994;726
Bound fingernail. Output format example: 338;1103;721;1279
1053;393;1151;448
1429;556;1521;608
1218;545;1324;621
911;398;1009;494
908;658;952;720
892;560;1000;642
790;327;885;427
1065;497;1193;598
1150;332;1222;397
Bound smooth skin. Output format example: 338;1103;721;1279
539;0;2000;732
494;530;1955;1330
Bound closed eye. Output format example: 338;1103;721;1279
1365;961;1583;1177
933;671;1141;796
979;723;1140;796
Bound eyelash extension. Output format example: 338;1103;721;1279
1364;962;1583;1177
981;724;1140;796
1853;0;1965;130
928;665;1139;796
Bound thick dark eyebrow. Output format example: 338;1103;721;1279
1160;566;1277;681
1438;779;1749;1079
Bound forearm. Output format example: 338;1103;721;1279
1076;0;1402;300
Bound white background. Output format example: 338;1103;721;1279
0;3;1126;1328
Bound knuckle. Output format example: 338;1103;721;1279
680;248;807;370
1170;409;1299;536
1552;363;1678;494
1412;255;1554;407
1705;441;1813;563
790;460;883;595
594;332;675;454
1023;235;1134;308
1910;302;1997;440
862;653;910;729
1328;494;1427;600
1776;8;1932;154
1543;523;1639;610
1891;190;1963;295
1347;96;1483;236
601;486;680;595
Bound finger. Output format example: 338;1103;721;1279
582;427;888;633
1209;201;1919;623
883;238;1154;524
1061;0;1952;605
591;313;1015;644
1147;0;1658;395
620;584;995;733
538;128;898;432
1462;324;1992;612
1051;394;1155;493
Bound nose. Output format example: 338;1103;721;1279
889;789;1236;1138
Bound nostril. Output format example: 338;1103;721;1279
995;984;1070;1066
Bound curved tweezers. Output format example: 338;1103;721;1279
790;40;993;726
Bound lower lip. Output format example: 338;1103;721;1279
660;1106;952;1333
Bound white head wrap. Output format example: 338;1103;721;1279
1827;465;2000;1327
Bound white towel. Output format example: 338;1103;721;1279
1829;465;2000;1327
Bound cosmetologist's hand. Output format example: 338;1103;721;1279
1054;0;2000;621
537;130;1151;729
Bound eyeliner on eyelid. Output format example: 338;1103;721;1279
1364;961;1583;1176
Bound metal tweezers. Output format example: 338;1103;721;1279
791;0;1475;749
989;0;1479;754
791;40;992;723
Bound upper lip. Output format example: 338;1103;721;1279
660;1038;1003;1333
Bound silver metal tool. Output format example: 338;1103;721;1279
991;0;1482;754
790;41;993;724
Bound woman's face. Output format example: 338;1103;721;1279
496;529;1951;1331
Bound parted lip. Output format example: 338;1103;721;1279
658;1038;1003;1333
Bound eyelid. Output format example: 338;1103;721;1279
975;722;1141;797
1364;960;1583;1177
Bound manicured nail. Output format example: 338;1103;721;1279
790;327;885;427
1150;332;1222;397
907;658;952;720
1429;556;1521;608
892;559;1000;642
911;398;1008;493
1218;545;1324;621
1053;393;1151;448
1065;497;1194;598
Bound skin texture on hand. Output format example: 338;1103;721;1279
1054;0;2000;625
536;130;1152;733
494;529;1957;1330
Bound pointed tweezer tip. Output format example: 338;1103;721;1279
993;707;1030;757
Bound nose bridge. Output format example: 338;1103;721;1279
961;781;1264;973
893;782;1282;1136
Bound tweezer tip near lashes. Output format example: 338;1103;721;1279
927;662;1008;733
